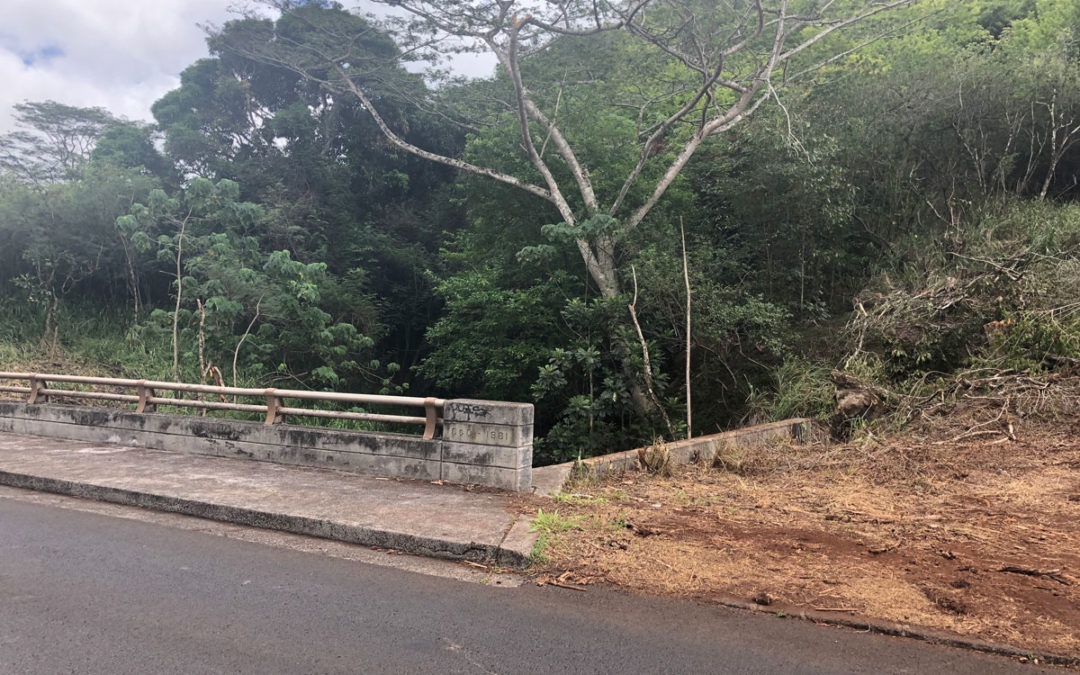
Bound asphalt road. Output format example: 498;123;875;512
0;497;1055;674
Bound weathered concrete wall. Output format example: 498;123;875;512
576;419;811;475
0;399;533;491
530;419;811;494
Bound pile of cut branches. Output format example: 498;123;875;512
830;363;1080;444
843;254;1027;378
830;206;1080;441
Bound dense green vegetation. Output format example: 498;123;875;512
1;1;1078;463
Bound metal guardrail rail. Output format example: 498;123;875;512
0;372;444;439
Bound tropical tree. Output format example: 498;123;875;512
230;0;914;292
0;101;124;185
152;14;464;375
122;178;377;388
0;166;158;353
223;0;918;417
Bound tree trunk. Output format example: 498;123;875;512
122;241;141;323
172;218;186;383
41;292;60;357
628;266;675;439
681;218;692;440
196;298;208;416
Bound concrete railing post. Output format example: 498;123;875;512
135;381;156;414
28;375;48;404
265;390;285;426
422;397;439;440
441;399;533;491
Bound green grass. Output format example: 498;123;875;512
0;301;174;378
530;508;585;534
746;357;835;423
528;508;585;565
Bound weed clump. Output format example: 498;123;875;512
637;437;672;477
528;508;585;565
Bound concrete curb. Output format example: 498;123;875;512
0;470;533;569
696;594;1079;668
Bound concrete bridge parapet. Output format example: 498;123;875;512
441;399;533;492
0;398;534;491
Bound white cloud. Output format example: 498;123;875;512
0;1;496;135
0;0;247;133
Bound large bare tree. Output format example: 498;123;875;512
229;0;916;417
237;0;914;298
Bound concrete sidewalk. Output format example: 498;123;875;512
0;432;537;567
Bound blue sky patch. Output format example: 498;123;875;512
19;44;65;66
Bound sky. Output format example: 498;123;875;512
0;1;495;135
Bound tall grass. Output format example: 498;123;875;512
745;358;835;423
0;299;427;435
0;298;176;378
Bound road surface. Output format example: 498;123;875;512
0;491;1054;674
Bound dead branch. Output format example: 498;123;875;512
628;265;675;439
232;297;262;399
681;217;692;439
999;566;1072;585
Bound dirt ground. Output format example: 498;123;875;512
526;426;1080;661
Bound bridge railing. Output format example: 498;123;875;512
0;372;443;439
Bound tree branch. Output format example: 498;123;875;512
331;62;554;203
628;264;675;439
